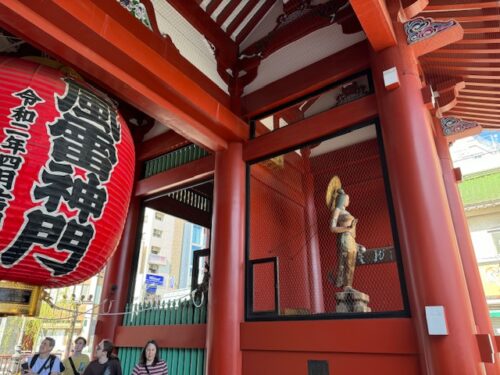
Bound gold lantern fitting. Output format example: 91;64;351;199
0;281;43;317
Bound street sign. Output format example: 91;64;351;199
146;285;157;294
145;274;164;286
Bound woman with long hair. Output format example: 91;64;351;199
131;340;168;375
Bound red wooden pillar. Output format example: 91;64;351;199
370;21;484;375
434;124;500;370
94;169;141;351
206;142;245;375
301;148;325;313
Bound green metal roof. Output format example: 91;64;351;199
459;169;500;207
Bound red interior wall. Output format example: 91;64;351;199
311;139;404;312
249;155;311;313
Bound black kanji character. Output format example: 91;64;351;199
35;218;94;276
68;173;107;222
49;113;117;181
1;130;28;155
9;122;29;130
33;161;73;212
57;80;120;142
0;186;12;200
0;154;22;170
9;106;37;124
0;168;16;190
13;88;44;106
0;209;65;266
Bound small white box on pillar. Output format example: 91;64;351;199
425;306;448;335
383;67;400;90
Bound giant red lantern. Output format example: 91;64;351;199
0;57;135;287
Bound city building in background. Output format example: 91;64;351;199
452;131;500;333
132;208;209;304
0;272;104;356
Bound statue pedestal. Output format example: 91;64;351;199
335;289;371;313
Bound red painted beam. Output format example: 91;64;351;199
350;0;397;51
241;318;418;353
454;105;500;114
422;8;500;22
135;156;215;197
410;22;464;57
243;95;378;162
459;37;500;44
167;0;238;69
439;44;500;54
447;112;500;123
458;99;500;107
138;131;190;161
447;109;500;119
88;0;230;107
115;324;206;348
423;56;500;63
238;1;360;66
0;0;248;151
242;41;370;118
426;1;500;11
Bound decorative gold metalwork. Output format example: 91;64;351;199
0;281;43;317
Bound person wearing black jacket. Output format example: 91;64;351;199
82;340;121;375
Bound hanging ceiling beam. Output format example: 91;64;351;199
0;0;248;151
349;0;396;52
166;0;238;69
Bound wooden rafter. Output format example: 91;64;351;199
462;87;500;95
167;0;238;69
235;0;274;44
422;9;500;22
215;1;240;26
425;1;500;11
454;105;500;113
438;46;500;54
206;0;223;15
226;0;259;37
349;0;396;51
446;112;500;123
457;100;500;108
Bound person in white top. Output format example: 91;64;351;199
23;337;64;375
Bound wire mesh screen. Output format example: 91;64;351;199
247;124;406;319
250;257;278;315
